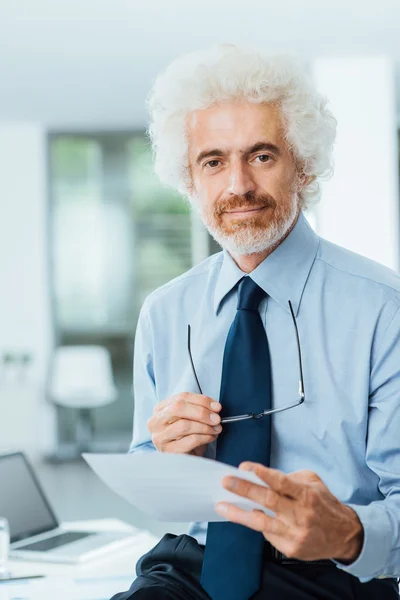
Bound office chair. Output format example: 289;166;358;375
48;345;118;460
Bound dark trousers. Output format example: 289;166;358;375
111;533;399;600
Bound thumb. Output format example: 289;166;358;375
288;469;322;485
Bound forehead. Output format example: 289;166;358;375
186;101;285;154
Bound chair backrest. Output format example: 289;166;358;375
49;345;118;408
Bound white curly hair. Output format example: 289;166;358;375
146;43;337;207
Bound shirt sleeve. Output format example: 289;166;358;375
333;301;400;582
129;301;158;454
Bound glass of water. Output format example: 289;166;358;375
0;518;10;579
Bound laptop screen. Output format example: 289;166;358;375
0;452;58;543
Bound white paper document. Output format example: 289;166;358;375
83;452;274;522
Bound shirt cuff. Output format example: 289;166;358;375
128;441;157;454
331;502;392;582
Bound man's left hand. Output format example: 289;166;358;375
216;463;364;564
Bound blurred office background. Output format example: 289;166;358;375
0;0;399;537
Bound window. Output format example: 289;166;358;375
49;132;203;446
50;133;194;336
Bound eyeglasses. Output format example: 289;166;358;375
187;300;305;424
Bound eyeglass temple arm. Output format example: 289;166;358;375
189;302;304;403
188;325;203;395
288;300;305;399
221;398;305;423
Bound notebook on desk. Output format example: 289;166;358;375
0;451;138;564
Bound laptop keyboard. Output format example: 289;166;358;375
17;531;94;552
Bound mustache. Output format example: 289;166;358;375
213;191;276;216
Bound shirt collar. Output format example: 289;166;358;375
213;211;320;316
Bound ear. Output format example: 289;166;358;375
297;173;316;191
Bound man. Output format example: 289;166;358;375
112;44;400;599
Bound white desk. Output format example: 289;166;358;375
2;519;160;599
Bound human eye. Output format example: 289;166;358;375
204;159;221;169
255;154;272;163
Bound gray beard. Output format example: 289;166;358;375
192;195;299;256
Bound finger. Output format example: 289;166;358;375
239;463;303;499
164;433;218;454
287;470;322;486
161;419;222;444
155;393;221;414
215;503;289;537
158;397;221;428
222;476;294;518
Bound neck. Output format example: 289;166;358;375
228;210;300;274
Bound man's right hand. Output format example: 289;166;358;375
147;392;222;457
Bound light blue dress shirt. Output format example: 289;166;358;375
129;211;400;582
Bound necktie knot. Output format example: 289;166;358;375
237;276;267;311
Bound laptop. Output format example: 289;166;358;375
0;451;139;563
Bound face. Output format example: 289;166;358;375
187;101;303;255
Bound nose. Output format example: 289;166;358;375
226;159;257;197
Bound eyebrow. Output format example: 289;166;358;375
195;141;281;165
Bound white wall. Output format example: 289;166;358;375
0;123;55;458
313;58;400;271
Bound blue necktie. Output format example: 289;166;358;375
200;276;272;600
